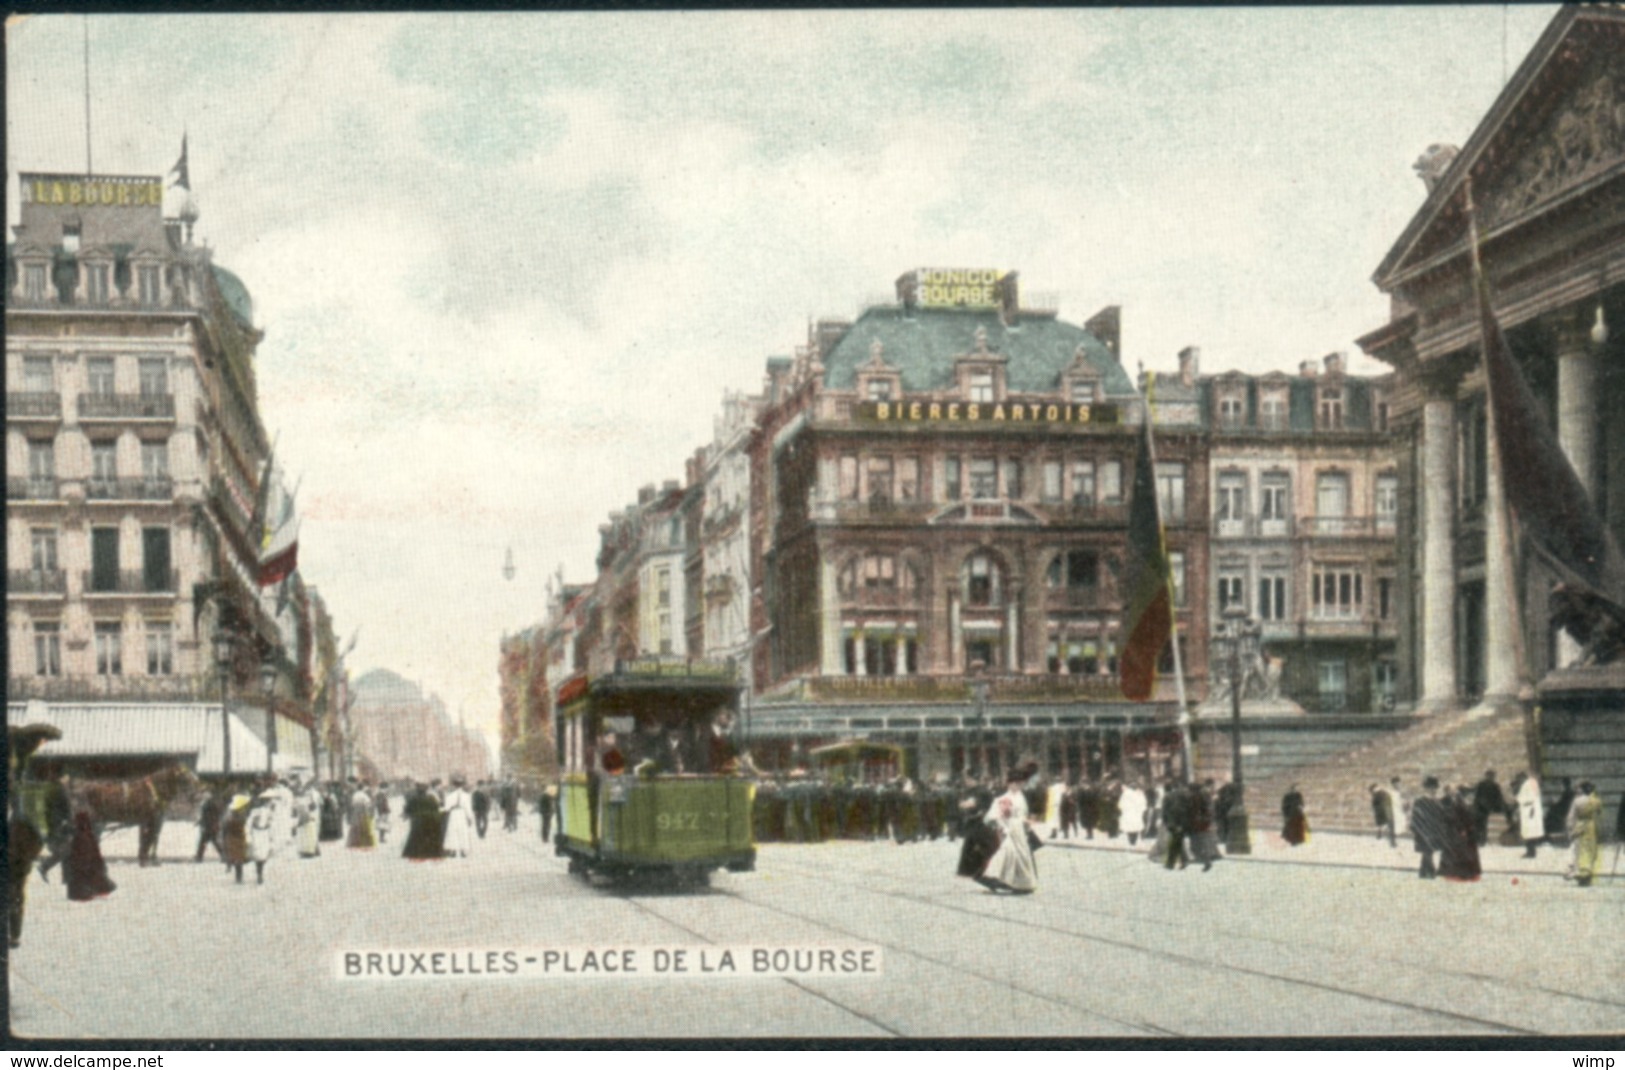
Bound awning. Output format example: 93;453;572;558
7;701;271;775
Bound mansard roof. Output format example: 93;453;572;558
820;305;1137;398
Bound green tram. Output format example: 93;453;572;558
554;657;755;885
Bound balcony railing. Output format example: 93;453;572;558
829;498;937;522
1213;515;1294;538
86;477;174;501
6;477;60;501
843;586;922;610
6;393;62;419
6;674;211;703
81;569;179;595
7;569;67;595
1043;586;1108;610
77;392;176;420
1301;516;1378;537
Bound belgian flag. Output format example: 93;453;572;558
1119;404;1172;701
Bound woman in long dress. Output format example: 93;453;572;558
347;781;377;849
247;796;275;884
1281;785;1309;846
223;794;252;883
402;783;444;860
440;776;475;858
976;771;1038;895
1569;782;1603;888
64;812;116;901
1438;786;1482;881
295;784;322;859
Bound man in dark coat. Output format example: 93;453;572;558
35;774;73;882
1472;770;1506;847
319;783;344;841
1410;776;1448;879
536;787;556;844
1161;780;1190;870
499;779;520;832
402;783;445;860
1440;785;1483;881
1216;781;1240;846
472;781;491;839
195;787;224;863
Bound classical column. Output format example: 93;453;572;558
820;557;843;675
1476;384;1521;714
1004;586;1021;671
855;629;868;676
1418;385;1458;713
1555;310;1599;668
948;588;962;671
895;635;909;677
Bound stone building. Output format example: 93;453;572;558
6;165;321;780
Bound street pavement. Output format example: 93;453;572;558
8;813;1622;1040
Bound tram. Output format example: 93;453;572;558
809;740;907;786
554;657;755;885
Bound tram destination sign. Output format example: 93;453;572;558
618;656;736;679
857;399;1120;427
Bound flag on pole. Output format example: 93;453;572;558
1466;185;1625;611
169;133;190;191
256;468;299;587
1120;395;1173;701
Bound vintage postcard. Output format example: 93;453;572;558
5;6;1623;1046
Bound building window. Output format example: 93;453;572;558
1375;402;1390;433
146;620;174;676
1374;660;1397;709
657;568;671;607
967;369;994;402
965;638;998;673
1003;458;1023;500
1070;380;1096;403
1378;576;1394;621
895;457;918;502
1099;460;1122;505
1316;471;1350;530
141;440;169;485
866;379;893;401
1312;565;1363;619
1376;474;1398;524
1260;475;1290;534
24;264;48;301
86;263;111;304
965;553;999;607
91;440;117;492
659;612;672;655
95;621;123;676
1156;463;1186;521
91;527;119;592
1169;551;1186;608
1258;575;1287;621
23;356;53;394
142;528;172;592
863;553;896;589
34;622;62;677
1260;393;1287;431
30;528;59;573
1071;462;1095;507
944;457;961;501
1218;573;1245;614
1217;474;1247;533
137;264;161;306
1218;395;1244;428
1042;460;1063;502
1319;388;1344;430
1317;660;1348;712
28;439;56;484
839;455;859;501
867;455;894;504
87;357;115;397
139;358;168;397
62;224;81;254
969;457;998;500
1046;550;1099;592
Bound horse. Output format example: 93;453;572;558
63;764;202;868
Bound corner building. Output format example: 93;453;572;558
749;272;1209;782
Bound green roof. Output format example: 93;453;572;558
211;264;253;328
821;306;1135;398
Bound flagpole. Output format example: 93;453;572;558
1142;369;1194;783
82;17;93;173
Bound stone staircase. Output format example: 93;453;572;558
1238;707;1533;834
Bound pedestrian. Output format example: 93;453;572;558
1438;785;1482;882
1077;780;1100;840
1385;777;1409;843
375;782;393;845
1410;777;1447;880
472;781;491;839
1515;770;1545;858
1472;770;1505;847
8;813;43;948
499;778;520;832
1189;779;1220;872
1281;784;1309;846
247;795;274;885
1160;779;1190;870
538;784;557;843
402;782;444;861
319;783;344;842
33;773;74;884
266;776;296;854
222;793;252;883
1545;777;1575;847
64;811;116;901
295;780;322;859
1215;780;1239;846
347;779;377;849
441;774;474;858
195;786;225;863
1058;779;1078;840
1566;781;1603;887
1370;783;1391;844
975;766;1038;895
1118;779;1148;847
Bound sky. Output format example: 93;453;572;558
6;7;1559;760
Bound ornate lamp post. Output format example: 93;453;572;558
260;655;279;776
212;629;236;779
1220;605;1253;855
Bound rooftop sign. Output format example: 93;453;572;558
857;399;1120;426
907;268;1011;310
20;174;165;209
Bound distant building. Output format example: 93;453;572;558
349;668;491;785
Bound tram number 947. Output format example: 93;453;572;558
656;811;707;831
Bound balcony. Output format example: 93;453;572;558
1301;516;1378;537
6;477;60;502
1213;515;1294;538
1044;586;1108;611
86;477;174;502
827;498;937;523
77;392;176;422
801;672;1135;706
81;569;179;596
1044;500;1130;525
844;586;922;610
7;569;67;596
6;393;62;421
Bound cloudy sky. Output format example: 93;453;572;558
6;7;1557;756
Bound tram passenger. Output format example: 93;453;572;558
598;732;627;776
707;711;740;774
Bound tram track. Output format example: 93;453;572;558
757;851;1555;1036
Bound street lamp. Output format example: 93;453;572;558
1220;605;1252;855
212;629;235;779
968;660;989;778
260;655;279;776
